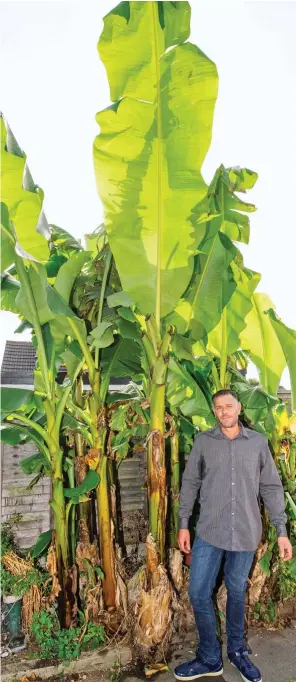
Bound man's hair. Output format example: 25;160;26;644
212;389;239;403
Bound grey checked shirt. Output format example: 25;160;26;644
179;421;287;551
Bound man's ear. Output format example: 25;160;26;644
237;401;242;413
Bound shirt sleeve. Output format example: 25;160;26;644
179;434;203;530
259;441;288;537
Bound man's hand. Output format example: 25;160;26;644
277;536;293;561
178;529;191;554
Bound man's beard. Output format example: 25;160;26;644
219;417;238;428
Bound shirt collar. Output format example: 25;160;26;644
211;420;249;440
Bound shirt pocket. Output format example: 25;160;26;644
240;454;259;480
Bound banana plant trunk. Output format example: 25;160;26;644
96;454;117;608
74;376;92;535
169;419;180;549
144;322;173;566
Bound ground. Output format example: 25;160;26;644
34;626;296;682
2;624;295;682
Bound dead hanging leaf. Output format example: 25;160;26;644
45;544;61;605
248;541;269;606
168;548;184;591
146;534;159;576
22;584;41;633
144;663;169;678
85;447;101;469
2;551;32;575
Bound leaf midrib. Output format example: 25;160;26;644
152;2;163;329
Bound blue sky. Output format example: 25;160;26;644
1;1;295;388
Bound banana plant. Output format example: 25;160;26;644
1;115;134;619
93;0;221;566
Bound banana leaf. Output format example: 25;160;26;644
240;293;286;397
0;115;49;262
94;1;218;320
207;259;260;358
267;309;296;412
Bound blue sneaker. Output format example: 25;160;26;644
228;648;262;682
174;656;223;680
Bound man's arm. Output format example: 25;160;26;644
259;441;292;561
178;435;203;553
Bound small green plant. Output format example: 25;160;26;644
253;598;277;624
30;610;105;661
109;660;121;682
0;517;20;558
0;565;50;598
276;560;296;601
81;621;105;651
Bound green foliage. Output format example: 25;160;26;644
253;598;277;624
0;519;17;558
30;530;53;559
19;452;50;477
108;660;122;682
30;610;105;661
276;560;296;601
64;470;100;504
81;621;105;651
0;565;49;598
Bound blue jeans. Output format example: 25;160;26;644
189;535;254;664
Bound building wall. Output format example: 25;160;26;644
1;442;147;550
1;442;51;550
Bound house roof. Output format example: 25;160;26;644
0;340;126;387
1;341;37;384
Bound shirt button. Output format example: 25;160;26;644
232;467;234;470
232;512;234;515
232;482;234;485
232;497;235;501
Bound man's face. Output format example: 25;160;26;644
213;394;241;428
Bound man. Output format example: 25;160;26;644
174;389;292;682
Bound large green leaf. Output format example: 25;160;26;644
167;165;258;340
0;115;49;261
191;165;258;247
31;530;53;559
54;251;90;303
240;293;286;397
232;381;279;424
166;357;215;429
0;388;34;417
94;1;218;319
207;260;260;358
46;285;87;342
100;337;143;401
61;341;84;381
0;273;21;313
64;470;100;504
167;232;237;340
90;321;114;348
1;202;16;272
19;452;50;476
267;309;296;412
16;263;55;326
0;425;26;445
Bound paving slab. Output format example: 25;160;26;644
139;626;296;682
